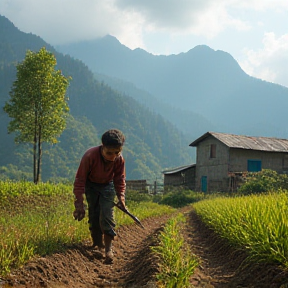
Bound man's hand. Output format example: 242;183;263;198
117;194;126;210
73;199;85;221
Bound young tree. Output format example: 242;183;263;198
4;47;71;183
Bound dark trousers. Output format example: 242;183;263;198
85;181;117;244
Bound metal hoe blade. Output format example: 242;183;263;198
114;203;145;229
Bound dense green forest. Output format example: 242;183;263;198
94;72;215;138
0;15;194;182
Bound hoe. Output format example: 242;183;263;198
114;202;145;229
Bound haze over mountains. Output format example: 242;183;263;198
0;15;193;181
58;35;288;139
1;13;288;182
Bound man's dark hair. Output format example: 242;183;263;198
101;129;125;147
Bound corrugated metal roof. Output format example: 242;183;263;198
189;132;288;153
162;164;195;175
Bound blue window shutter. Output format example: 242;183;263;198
247;160;262;172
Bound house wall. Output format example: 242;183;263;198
195;137;288;192
195;136;229;192
185;167;196;190
164;167;196;190
229;149;288;173
164;172;183;186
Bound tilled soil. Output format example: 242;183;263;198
1;207;288;288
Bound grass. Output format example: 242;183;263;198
151;213;198;288
0;180;175;276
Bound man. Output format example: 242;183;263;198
73;129;126;264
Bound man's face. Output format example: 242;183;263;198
101;146;122;162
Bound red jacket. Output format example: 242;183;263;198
73;145;126;201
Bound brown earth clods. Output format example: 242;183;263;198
1;207;288;288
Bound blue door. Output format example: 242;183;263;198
201;176;207;192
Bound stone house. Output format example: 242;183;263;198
189;131;288;192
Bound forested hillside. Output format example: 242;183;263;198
58;35;288;138
94;72;215;139
0;15;193;182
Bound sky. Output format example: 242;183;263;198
1;0;288;88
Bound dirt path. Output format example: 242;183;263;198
1;207;288;288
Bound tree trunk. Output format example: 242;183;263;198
36;126;42;184
33;119;37;184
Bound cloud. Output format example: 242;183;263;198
0;0;256;45
115;0;210;29
230;0;288;11
115;0;252;38
240;33;288;88
1;0;287;88
1;0;287;48
0;0;145;46
1;0;288;81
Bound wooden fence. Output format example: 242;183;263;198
126;180;164;194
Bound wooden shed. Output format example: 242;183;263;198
189;132;288;192
163;164;196;190
126;180;148;193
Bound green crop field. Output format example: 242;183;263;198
2;179;287;281
0;180;174;275
193;190;288;268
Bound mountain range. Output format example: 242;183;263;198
0;15;192;182
57;35;288;138
1;14;288;183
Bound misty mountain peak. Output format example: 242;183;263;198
103;34;122;44
0;15;16;30
190;44;214;54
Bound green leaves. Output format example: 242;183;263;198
151;213;198;288
4;47;71;142
3;47;71;183
239;169;288;194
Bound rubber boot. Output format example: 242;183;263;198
90;229;104;250
104;234;114;264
